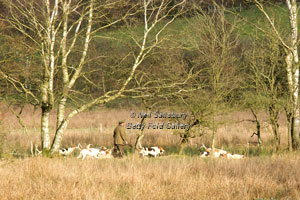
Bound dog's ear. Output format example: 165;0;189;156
149;147;154;151
105;149;110;154
158;147;164;152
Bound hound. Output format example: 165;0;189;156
201;144;228;158
77;144;101;160
139;146;165;158
201;144;245;159
139;147;150;157
59;143;82;156
148;146;165;157
96;146;108;155
227;153;245;159
97;148;114;159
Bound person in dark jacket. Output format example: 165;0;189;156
113;121;128;157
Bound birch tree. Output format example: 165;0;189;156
0;0;186;152
253;0;300;149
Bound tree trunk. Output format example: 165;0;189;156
255;118;262;154
269;106;280;151
51;0;94;151
211;114;216;157
56;97;67;130
40;67;51;150
288;116;293;151
135;134;145;152
284;106;293;151
51;118;70;152
250;108;262;154
290;117;294;151
255;0;300;151
134;112;147;153
286;0;300;150
271;120;280;150
286;51;300;149
179;134;189;155
53;97;67;150
39;0;59;150
41;108;50;150
292;107;300;149
56;2;69;131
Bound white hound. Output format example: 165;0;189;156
139;146;165;158
59;143;82;156
77;144;113;160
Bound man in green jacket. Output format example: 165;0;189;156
113;121;128;157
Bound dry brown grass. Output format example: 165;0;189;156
1;106;300;199
0;105;290;154
0;155;300;200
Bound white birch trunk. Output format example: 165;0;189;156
51;93;121;152
40;88;51;151
41;110;50;149
286;0;300;148
4;0;186;153
39;0;59;150
51;0;94;151
49;0;186;152
56;1;70;130
40;42;51;150
255;0;300;150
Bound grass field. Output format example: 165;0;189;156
0;105;290;156
2;2;300;199
1;105;300;199
1;155;300;200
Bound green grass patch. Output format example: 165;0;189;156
94;3;293;52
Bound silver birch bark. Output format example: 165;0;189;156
51;0;94;151
56;1;84;131
40;0;60;150
255;0;300;149
51;0;186;152
56;1;70;131
2;0;186;153
286;0;300;149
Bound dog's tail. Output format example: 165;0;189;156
77;143;82;150
87;144;92;149
107;148;113;155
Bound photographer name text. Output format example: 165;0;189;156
130;111;188;120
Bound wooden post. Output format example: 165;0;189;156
30;141;34;157
99;123;103;135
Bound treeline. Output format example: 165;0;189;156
0;0;288;109
0;0;297;151
0;0;284;30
